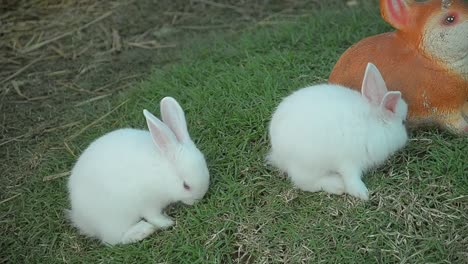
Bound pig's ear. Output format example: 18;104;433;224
380;0;413;30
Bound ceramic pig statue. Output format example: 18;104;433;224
329;0;468;134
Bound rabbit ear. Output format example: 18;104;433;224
380;0;412;30
381;91;402;113
361;63;388;105
143;109;178;153
160;97;191;143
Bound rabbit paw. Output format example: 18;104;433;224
144;213;175;229
120;220;156;244
319;176;345;195
339;167;369;200
346;180;369;200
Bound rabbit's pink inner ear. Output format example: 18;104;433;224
381;0;411;30
147;121;169;152
361;63;388;105
144;110;177;153
382;92;401;113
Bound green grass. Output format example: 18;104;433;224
2;2;467;263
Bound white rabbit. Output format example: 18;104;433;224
267;63;408;200
67;97;210;245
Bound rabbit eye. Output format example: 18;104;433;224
183;182;191;191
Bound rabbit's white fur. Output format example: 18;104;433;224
268;63;408;200
68;97;209;245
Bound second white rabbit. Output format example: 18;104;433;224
268;63;408;200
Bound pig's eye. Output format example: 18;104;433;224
444;15;456;25
183;182;191;191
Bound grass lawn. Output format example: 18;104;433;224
2;2;467;263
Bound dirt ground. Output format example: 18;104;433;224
0;0;336;200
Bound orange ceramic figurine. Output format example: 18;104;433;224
329;0;468;134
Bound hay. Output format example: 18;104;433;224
0;0;322;201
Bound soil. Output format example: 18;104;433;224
0;0;332;199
